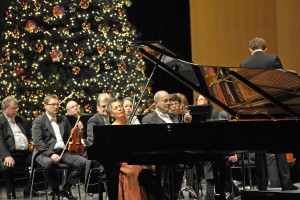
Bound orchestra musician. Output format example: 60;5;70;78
65;100;85;156
240;37;298;191
32;94;87;200
169;93;197;199
122;96;140;124
142;90;192;199
0;96;40;198
86;93;117;199
194;94;240;200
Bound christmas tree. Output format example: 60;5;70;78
0;0;153;122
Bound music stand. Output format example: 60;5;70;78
188;105;213;122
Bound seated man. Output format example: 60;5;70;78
0;96;40;199
32;94;87;200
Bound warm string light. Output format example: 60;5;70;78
0;0;153;122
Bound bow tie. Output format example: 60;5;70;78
160;113;170;118
8;118;16;123
51;117;57;123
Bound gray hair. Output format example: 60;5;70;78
107;97;122;113
1;96;18;109
96;93;112;106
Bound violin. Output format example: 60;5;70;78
28;138;34;153
59;112;85;158
286;153;296;163
68;113;85;155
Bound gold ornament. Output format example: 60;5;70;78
0;66;3;75
97;45;107;55
37;72;43;79
146;86;152;93
72;66;81;75
82;22;91;30
117;61;126;71
75;48;84;59
3;52;10;61
94;16;102;22
125;0;132;7
89;63;100;72
79;0;90;9
125;44;132;53
118;8;125;17
18;53;24;59
21;2;28;10
104;64;111;70
61;27;69;35
98;24;110;33
6;10;13;18
34;42;44;53
12;27;20;37
69;5;76;12
139;65;146;73
43;16;50;23
34;2;41;11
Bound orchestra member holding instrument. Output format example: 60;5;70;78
0;96;40;198
122;97;140;124
65;100;85;156
32;94;87;200
240;37;298;191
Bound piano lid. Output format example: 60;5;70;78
133;41;300;119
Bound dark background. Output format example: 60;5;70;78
127;0;193;103
0;0;193;103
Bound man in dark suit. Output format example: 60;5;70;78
142;90;192;199
240;37;297;191
32;94;87;200
86;93;115;199
0;96;39;199
240;37;283;69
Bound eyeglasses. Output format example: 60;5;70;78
46;103;59;107
98;105;107;109
170;102;180;107
8;107;19;111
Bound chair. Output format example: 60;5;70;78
29;163;81;200
230;153;255;190
84;165;107;200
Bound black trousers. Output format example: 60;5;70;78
255;153;292;190
0;150;32;194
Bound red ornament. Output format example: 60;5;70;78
25;20;37;32
53;5;65;18
50;50;63;62
15;66;24;76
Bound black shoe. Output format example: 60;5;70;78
61;187;77;200
282;184;299;191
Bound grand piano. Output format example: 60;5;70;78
87;41;300;200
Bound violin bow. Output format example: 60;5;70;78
59;91;74;105
59;114;81;159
